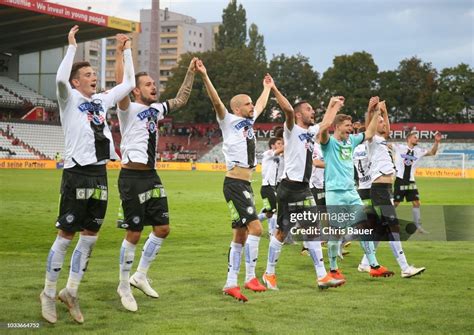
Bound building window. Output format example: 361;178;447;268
199;33;202;37
138;50;142;55
193;31;196;36
106;50;115;56
199;43;202;48
161;59;177;66
189;30;191;35
193;42;196;47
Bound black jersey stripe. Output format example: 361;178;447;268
90;116;110;162
245;125;256;167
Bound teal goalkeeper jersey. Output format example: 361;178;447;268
321;133;365;191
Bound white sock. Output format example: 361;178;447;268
265;236;283;275
119;239;136;288
44;235;72;297
389;232;409;271
136;233;164;280
245;235;260;282
412;207;421;228
268;215;276;236
306;241;327;279
225;242;243;288
66;235;98;297
360;241;379;266
258;213;267;221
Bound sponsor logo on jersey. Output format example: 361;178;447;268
137;107;159;121
340;147;352;160
78;100;104;113
234;119;254;131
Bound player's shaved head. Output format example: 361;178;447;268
230;94;250;112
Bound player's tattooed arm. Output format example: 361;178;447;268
168;57;197;111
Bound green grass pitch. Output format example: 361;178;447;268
0;170;473;334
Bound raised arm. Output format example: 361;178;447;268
364;109;381;141
254;74;273;119
319;96;345;145
378;100;390;140
167;57;197;112
115;34;131;110
365;96;380;129
195;59;226;120
271;83;294;130
425;132;442;156
56;25;79;102
108;36;135;105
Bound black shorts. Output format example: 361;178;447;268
370;183;398;226
117;169;169;232
223;177;258;229
277;180;317;234
260;185;277;213
56;165;108;233
394;178;420;202
310;187;326;206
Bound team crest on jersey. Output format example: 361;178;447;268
243;127;255;139
401;154;417;166
299;133;315;152
147;120;157;133
87;112;105;125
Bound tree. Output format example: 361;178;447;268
377;70;402;121
397;57;438;122
215;0;247;50
268;54;320;118
160;48;267;123
320;51;378;120
248;23;266;63
437;63;474;122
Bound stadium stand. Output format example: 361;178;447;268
0;77;57;110
200;140;474;168
0;121;62;159
0;128;39;159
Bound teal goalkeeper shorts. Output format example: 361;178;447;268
325;189;366;228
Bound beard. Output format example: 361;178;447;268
141;92;157;105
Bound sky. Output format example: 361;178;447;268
53;0;474;74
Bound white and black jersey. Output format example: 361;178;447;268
277;155;285;183
118;101;169;168
353;142;372;189
261;149;281;186
283;123;320;183
56;45;135;169
218;110;257;170
309;142;324;189
367;134;395;182
393;144;428;182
